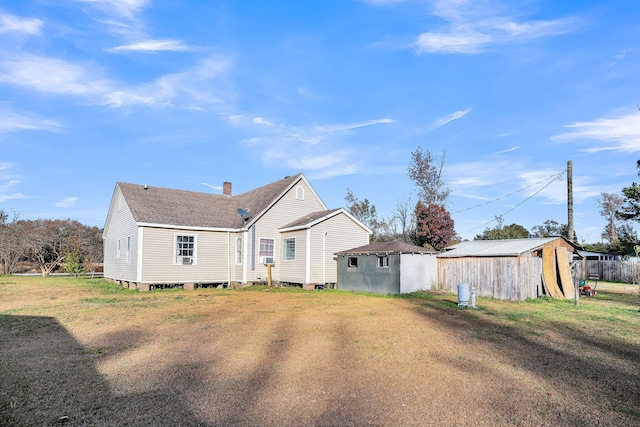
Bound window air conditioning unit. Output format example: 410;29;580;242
181;257;193;265
260;256;274;265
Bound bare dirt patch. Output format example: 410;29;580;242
1;277;639;426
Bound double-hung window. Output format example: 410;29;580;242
176;234;196;265
282;238;295;261
259;238;275;264
236;237;243;265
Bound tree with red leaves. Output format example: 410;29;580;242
414;202;455;251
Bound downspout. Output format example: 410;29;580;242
227;231;231;287
242;230;248;283
251;225;256;271
137;227;144;283
323;231;328;285
305;228;311;284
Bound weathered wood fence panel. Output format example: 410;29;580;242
576;259;640;283
437;256;543;301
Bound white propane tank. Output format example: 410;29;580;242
457;282;470;307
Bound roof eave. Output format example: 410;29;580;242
137;222;242;233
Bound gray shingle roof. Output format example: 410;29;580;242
117;174;302;229
279;209;342;230
336;241;438;255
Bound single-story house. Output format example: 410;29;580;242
336;241;438;295
103;174;371;291
437;237;581;301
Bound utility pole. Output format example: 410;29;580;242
567;160;579;306
567;160;574;242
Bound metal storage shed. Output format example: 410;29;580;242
336;241;438;295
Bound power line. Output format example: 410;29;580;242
458;171;565;235
453;171;565;214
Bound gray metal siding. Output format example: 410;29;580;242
337;254;400;295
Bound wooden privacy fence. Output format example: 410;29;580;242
437;256;544;301
576;259;640;283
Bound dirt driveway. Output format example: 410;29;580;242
1;280;639;426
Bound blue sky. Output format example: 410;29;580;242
1;0;639;243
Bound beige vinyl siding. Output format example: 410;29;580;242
103;187;138;282
230;232;245;282
278;230;307;283
251;179;325;282
309;213;370;284
140;227;232;284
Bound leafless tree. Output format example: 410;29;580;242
597;192;626;244
407;147;450;205
392;194;416;243
24;219;83;276
0;210;27;275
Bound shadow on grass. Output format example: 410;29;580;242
407;296;640;425
0;314;201;426
0;311;374;426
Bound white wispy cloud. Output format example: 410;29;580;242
0;53;232;109
495;146;520;154
0;54;111;97
54;197;78;208
0;192;25;203
77;0;149;19
105;56;232;107
431;108;471;129
608;48;631;66
201;182;222;191
239;117;394;178
253;117;275;127
552;112;640;153
448;159;513;188
0;13;43;35
111;39;193;52
313;118;394;133
415;1;577;54
0;110;63;133
0;167;25;202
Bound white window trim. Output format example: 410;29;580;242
126;236;131;264
116;239;121;259
377;255;389;268
174;233;197;265
259;237;275;258
235;236;243;265
282;237;296;261
295;186;304;200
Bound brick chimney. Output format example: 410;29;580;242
223;181;232;196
